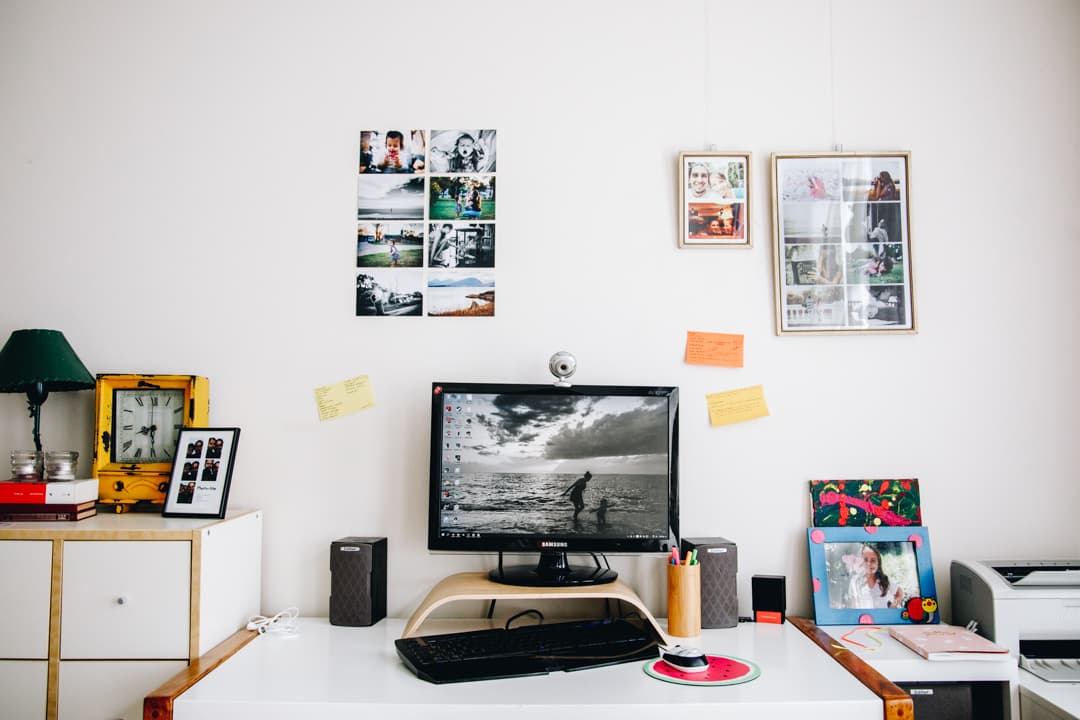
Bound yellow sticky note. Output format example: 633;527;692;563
314;375;375;421
686;331;744;368
706;385;769;426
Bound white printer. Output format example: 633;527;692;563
951;560;1080;720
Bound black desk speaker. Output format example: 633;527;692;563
681;537;738;628
330;536;387;627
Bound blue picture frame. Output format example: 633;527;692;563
807;526;938;625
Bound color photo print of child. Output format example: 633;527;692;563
429;176;496;221
360;130;426;174
357;222;424;268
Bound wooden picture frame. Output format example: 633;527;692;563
807;526;938;626
162;427;240;518
771;152;915;334
678;151;751;248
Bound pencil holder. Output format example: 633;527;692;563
667;562;701;637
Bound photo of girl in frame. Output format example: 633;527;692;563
824;541;919;610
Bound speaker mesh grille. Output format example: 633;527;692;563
330;544;372;626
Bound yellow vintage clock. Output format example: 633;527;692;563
94;374;209;511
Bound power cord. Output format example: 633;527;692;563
247;607;300;636
505;609;544;629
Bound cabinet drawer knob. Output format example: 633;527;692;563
115;595;128;605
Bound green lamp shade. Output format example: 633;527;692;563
0;329;95;393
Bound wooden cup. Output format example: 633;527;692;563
667;562;701;637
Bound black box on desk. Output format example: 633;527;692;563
330;536;387;627
681;537;738;628
751;574;786;624
898;682;974;720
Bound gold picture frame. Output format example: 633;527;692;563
678;151;751;248
771;152;916;335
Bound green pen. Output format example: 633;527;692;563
690;549;698;565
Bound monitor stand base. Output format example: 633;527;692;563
401;571;666;641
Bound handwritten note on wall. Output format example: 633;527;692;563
706;385;769;426
685;331;744;368
315;375;375;421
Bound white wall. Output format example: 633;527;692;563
2;0;1078;621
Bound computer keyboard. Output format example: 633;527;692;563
395;616;660;683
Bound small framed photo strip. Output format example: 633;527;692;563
678;151;751;248
162;427;240;518
807;526;938;626
771;151;915;335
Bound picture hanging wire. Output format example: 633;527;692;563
702;0;711;148
827;0;838;148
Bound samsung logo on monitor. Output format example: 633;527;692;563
538;541;568;548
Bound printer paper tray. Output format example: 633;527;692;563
1021;656;1080;683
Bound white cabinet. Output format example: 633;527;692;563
0;509;261;720
62;540;191;659
59;660;186;720
0;540;52;659
0;660;48;719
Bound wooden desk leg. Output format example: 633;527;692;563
789;616;914;720
143;628;259;720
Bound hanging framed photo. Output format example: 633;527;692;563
162;427;240;518
771;152;915;334
807;526;938;626
678;151;751;248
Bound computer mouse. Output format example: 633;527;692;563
659;644;709;673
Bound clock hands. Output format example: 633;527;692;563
148;403;156;457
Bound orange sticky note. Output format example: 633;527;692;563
686;331;744;368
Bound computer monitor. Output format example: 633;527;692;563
429;382;679;586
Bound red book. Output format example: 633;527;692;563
0;478;98;505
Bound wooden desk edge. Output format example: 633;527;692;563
142;617;910;720
143;628;258;720
789;616;913;720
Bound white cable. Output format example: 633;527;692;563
247;607;300;636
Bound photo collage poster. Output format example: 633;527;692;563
357;129;497;317
775;156;912;331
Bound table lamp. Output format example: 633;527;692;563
0;329;95;453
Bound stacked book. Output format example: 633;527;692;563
0;477;98;521
888;623;1010;661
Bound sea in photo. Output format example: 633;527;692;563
427;270;494;317
357;176;425;220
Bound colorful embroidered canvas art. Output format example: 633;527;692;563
809;479;922;527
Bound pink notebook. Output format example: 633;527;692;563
888;624;1009;661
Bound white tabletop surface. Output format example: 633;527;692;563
824;625;1019;683
173;617;883;720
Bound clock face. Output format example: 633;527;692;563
112;388;186;463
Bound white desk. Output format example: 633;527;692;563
165;618;885;720
824;625;1019;719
